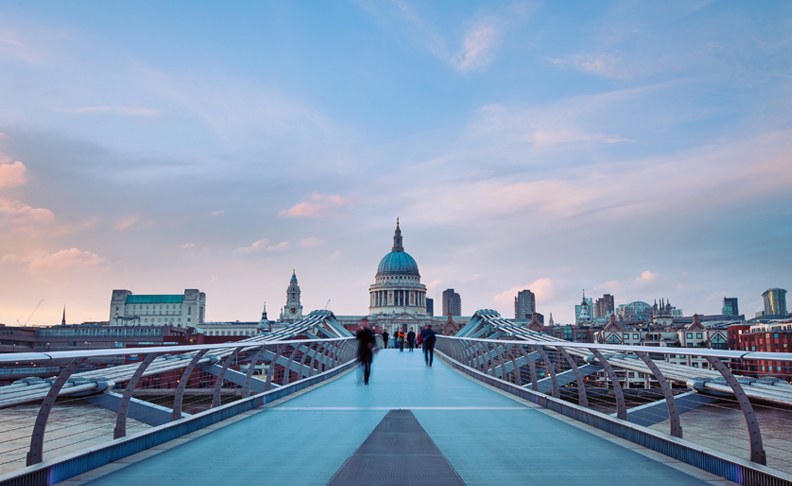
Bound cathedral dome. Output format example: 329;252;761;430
377;251;420;277
375;218;420;277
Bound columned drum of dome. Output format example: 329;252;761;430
369;220;427;317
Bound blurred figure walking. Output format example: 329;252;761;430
420;324;436;367
407;328;416;352
356;318;375;384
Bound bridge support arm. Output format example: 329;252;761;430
636;351;681;438
28;357;87;466
172;349;208;420
705;356;766;465
590;349;627;421
115;353;160;439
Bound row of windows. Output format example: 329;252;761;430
205;330;256;336
39;328;161;337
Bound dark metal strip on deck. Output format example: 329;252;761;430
327;409;466;486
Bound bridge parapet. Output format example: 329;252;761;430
436;333;792;483
0;331;358;482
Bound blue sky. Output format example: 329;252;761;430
0;0;790;325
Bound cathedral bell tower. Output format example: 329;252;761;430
280;270;303;321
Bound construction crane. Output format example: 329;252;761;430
324;300;331;310
17;299;44;326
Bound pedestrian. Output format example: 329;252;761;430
420;324;436;367
407;327;416;352
397;331;404;352
356;318;375;384
382;330;389;349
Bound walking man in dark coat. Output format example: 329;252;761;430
356;318;376;384
382;330;389;349
407;328;416;352
420;324;436;367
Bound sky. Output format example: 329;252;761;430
0;0;791;326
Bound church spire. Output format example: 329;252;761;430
392;218;404;252
61;306;66;326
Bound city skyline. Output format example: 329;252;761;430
0;1;791;325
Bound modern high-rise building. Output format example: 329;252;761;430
594;294;614;319
426;298;434;316
722;297;739;317
514;290;536;320
762;288;787;318
442;289;461;316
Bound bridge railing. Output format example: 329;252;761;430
0;337;357;477
436;335;792;484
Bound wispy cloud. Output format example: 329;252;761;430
180;243;196;249
2;248;109;274
233;239;290;255
115;215;140;231
0;198;54;229
300;237;326;247
55;106;160;116
0;30;42;63
551;53;631;80
279;192;355;218
452;20;499;71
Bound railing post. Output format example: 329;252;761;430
507;345;522;386
705;356;766;465
212;347;242;408
281;346;301;386
115;353;160;439
536;347;560;399
242;346;267;398
590;349;626;420
27;357;87;466
266;345;284;391
172;349;208;419
519;346;538;391
559;348;588;408
636;351;681;438
307;343;320;376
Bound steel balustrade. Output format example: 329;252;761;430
436;335;792;468
0;336;356;467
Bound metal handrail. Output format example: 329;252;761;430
437;335;792;362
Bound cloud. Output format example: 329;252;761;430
115;215;140;231
54;106;161;116
551;53;631;80
425;279;443;291
27;248;108;274
633;270;660;287
329;250;342;261
279;192;355;218
210;210;224;216
300;237;326;247
453;20;499;71
234;239;290;255
0;160;27;188
180;243;196;249
0;30;42;63
0;198;54;229
494;278;557;308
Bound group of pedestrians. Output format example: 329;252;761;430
357;320;437;384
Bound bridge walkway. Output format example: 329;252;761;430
58;350;735;486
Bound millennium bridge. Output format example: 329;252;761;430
1;310;791;486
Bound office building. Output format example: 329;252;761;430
594;294;614;319
442;289;461;316
722;297;739;317
762;288;787;318
514;290;536;320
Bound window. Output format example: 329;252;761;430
633;334;639;339
687;333;693;339
696;333;702;339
